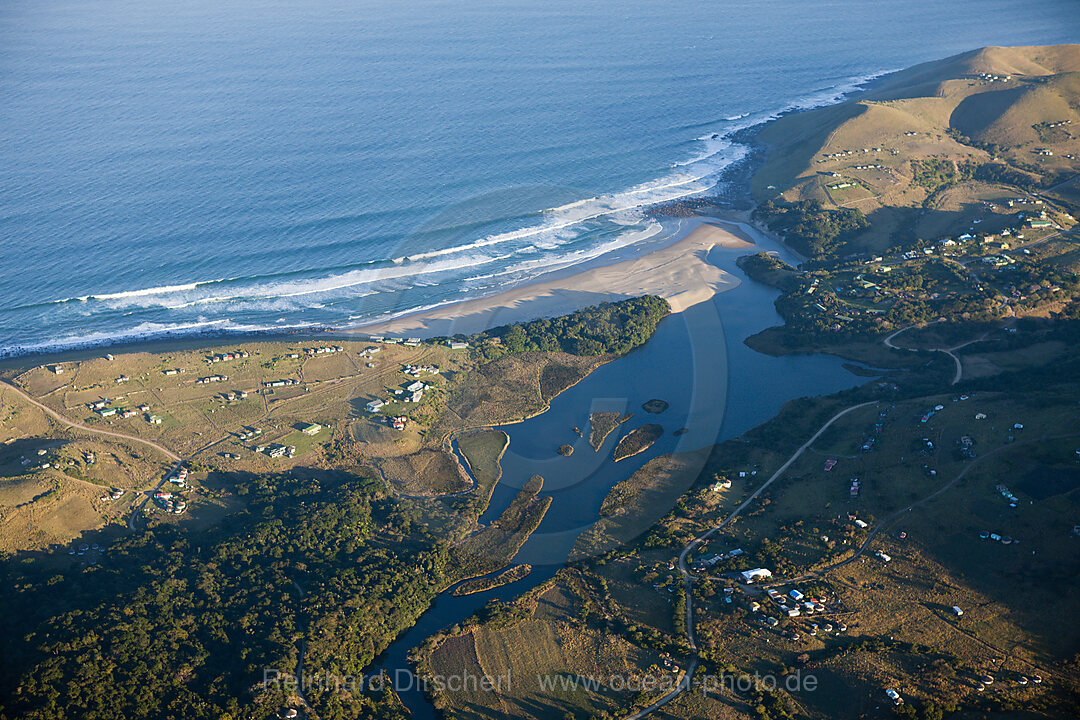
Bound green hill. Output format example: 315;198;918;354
751;44;1080;256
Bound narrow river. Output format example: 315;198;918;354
371;223;868;718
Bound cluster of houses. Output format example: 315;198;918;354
995;484;1020;508
363;335;468;350
402;380;427;403
820;146;890;159
205;350;249;364
217;389;249;402
957;435;976;459
21;448;55;471
169;466;189;487
196;374;228;385
366;369;437;414
67;541;104;557
849;477;861;498
977;72;1011;82
303;345;343;355
979;530;1017;545
100;487;125;502
403;363;439;378
152;490;187;514
263;378;300;388
88;396;156;421
368;336;423;347
691;548;742;572
237;426;263;441
760;587;832;619
746;585;848;638
363;401;408;430
257;443;296;459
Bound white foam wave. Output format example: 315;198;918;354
90;254;506;312
85;282;207;301
392;163;728;266
0;318;322;357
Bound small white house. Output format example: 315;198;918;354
740;568;773;583
952;605;964;616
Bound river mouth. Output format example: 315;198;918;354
371;224;868;719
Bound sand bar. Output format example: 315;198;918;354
352;219;754;339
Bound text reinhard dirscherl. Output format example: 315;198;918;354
262;668;818;695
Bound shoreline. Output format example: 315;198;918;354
0;213;758;371
349;215;755;339
1;64;889;368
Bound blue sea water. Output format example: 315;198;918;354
1;0;1078;354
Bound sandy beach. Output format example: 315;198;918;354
352;218;755;339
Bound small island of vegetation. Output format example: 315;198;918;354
613;423;664;462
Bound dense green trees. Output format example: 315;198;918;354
752;200;869;258
910;158;977;190
0;470;446;720
470;295;671;361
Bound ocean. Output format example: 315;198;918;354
1;0;1077;355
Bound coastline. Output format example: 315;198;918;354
1;63;890;367
0;215;758;371
350;216;755;339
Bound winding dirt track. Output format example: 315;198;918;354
882;322;988;386
621;400;878;719
1;380;180;461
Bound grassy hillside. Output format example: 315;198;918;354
751;44;1080;257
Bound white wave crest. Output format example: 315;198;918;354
0;318;321;357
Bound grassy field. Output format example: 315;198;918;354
0;383;172;553
456;429;510;507
752;47;1080;225
423;572;667;720
0;328;619;556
